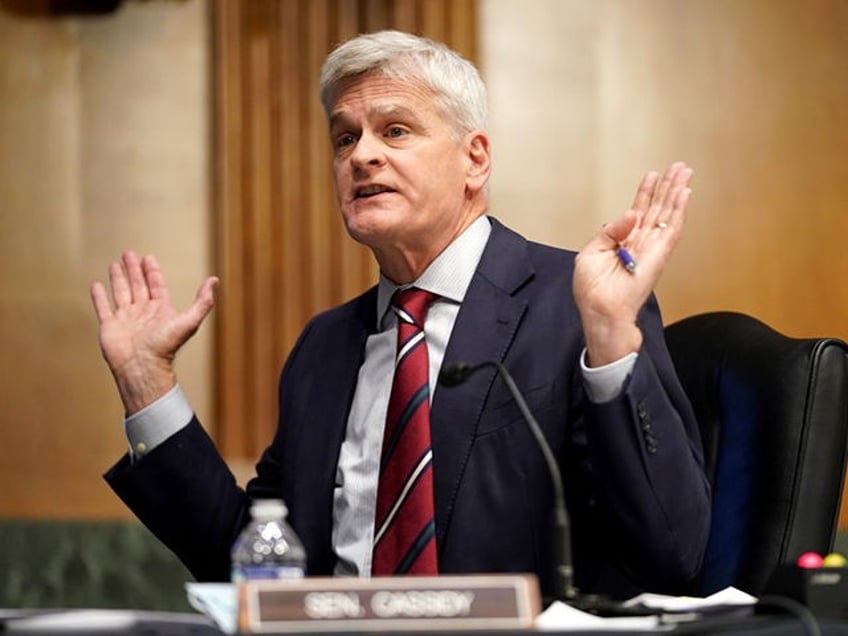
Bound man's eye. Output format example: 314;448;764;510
387;127;406;138
335;134;356;149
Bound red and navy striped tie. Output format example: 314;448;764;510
372;288;439;575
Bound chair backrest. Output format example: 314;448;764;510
664;311;848;596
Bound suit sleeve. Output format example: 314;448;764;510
104;418;247;582
102;320;322;583
578;295;711;592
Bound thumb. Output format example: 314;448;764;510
182;276;219;332
601;209;639;245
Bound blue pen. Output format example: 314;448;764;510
617;245;636;274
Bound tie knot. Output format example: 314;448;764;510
392;288;438;328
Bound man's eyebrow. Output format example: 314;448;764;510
329;111;352;131
329;103;423;130
373;104;420;120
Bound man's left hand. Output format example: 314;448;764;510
574;161;693;367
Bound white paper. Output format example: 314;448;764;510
535;587;757;632
535;601;666;631
624;586;758;612
1;609;214;632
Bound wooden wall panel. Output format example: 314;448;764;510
213;0;478;461
0;0;211;518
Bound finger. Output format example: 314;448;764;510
630;171;659;219
668;165;694;204
658;164;693;216
657;171;693;234
645;162;686;227
667;186;692;232
142;254;170;302
644;164;677;225
109;258;132;307
124;251;150;303
645;186;691;260
89;281;114;322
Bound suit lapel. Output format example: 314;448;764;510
293;289;377;528
429;219;535;550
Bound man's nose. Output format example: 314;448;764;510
350;131;385;168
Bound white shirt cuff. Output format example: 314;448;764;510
124;384;193;460
580;349;638;403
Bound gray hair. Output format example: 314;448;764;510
319;30;487;137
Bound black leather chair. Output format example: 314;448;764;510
664;311;848;596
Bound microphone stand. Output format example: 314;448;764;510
439;361;580;603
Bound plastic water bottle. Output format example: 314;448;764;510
231;499;307;581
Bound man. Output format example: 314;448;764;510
91;30;710;599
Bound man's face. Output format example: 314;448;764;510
329;73;476;260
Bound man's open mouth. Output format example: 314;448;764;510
355;184;395;199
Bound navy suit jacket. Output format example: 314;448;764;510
106;218;710;599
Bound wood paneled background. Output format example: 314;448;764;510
0;0;846;531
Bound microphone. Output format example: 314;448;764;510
438;360;578;603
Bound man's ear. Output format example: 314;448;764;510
464;131;491;193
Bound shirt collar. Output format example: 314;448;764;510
376;215;492;330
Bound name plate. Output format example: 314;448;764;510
237;574;541;633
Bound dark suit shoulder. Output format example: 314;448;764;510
481;217;578;298
300;285;378;334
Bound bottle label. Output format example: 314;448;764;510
232;564;306;581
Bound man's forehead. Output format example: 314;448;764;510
329;75;437;120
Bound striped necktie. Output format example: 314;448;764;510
372;288;440;575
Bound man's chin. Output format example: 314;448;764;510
342;213;405;248
345;226;399;251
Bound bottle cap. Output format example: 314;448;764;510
250;498;288;520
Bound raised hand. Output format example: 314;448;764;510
90;251;218;415
573;162;693;366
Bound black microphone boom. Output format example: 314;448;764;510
438;360;578;602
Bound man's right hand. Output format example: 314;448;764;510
90;251;218;416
